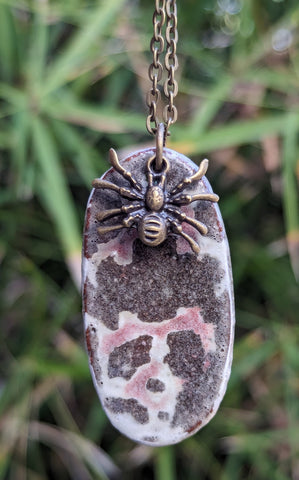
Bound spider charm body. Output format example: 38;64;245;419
92;149;219;254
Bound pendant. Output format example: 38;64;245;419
82;146;235;446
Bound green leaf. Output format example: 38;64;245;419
189;76;233;136
50;119;100;188
155;447;176;480
229;332;277;388
31;116;82;258
26;5;49;89
171;113;299;155
23;356;89;380
0;5;17;81
11;111;31;198
245;67;299;94
44;95;146;134
0;83;26;108
43;0;127;94
282;113;299;233
282;113;299;280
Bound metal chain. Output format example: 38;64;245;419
164;0;178;132
146;0;178;139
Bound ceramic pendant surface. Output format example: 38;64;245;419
82;147;234;446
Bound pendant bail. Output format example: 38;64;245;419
155;122;165;171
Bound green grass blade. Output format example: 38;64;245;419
171;113;299;155
43;0;127;94
31;116;82;262
232;4;299;71
23;356;89;380
11;111;31;198
229;333;277;388
0;83;26;108
0;5;17;81
28;422;120;480
50;119;100;187
155;447;176;480
245;67;299;94
189;76;233;136
44;95;146;134
26;6;49;90
282;113;299;280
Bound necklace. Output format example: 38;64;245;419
82;0;235;446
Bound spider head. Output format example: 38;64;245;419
145;155;169;212
146;186;165;211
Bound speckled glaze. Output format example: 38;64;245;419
82;148;234;446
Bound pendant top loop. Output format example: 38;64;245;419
155;123;165;171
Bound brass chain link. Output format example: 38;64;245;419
146;0;178;139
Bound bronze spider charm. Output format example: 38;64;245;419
92;149;219;254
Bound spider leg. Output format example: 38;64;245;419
96;203;144;222
165;206;208;235
109;149;143;192
122;210;144;227
159;170;167;188
168;218;200;254
170;159;209;195
171;192;219;205
147;170;154;188
97;209;145;235
92;179;143;201
97;223;126;235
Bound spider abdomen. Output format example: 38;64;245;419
138;213;167;247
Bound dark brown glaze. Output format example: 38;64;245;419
85;248;226;331
142;436;158;443
104;397;149;424
164;330;205;380
158;411;170;421
163;330;208;430
146;378;166;393
108;335;153;380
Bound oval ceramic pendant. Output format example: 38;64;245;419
82;147;234;446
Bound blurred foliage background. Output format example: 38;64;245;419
1;0;299;479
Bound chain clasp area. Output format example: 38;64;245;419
155;123;165;171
